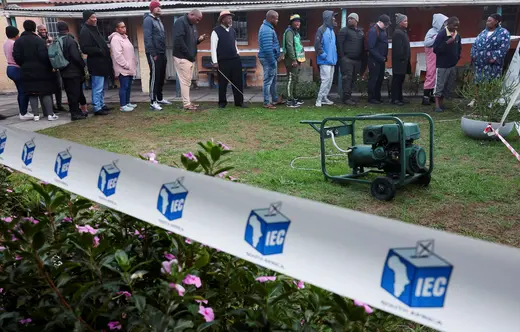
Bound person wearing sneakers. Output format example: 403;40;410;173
13;20;58;122
315;10;338;107
173;9;207;111
144;1;170;111
282;14;306;108
109;21;137;113
4;26;32;120
433;16;461;112
258;10;283;109
338;12;364;106
367;14;390;104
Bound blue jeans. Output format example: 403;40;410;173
260;59;278;105
6;66;29;115
91;76;105;112
118;75;133;107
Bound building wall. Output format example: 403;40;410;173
0;18;16;92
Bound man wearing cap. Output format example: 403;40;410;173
80;10;112;115
144;1;169;111
210;10;246;108
314;10;338;107
338;12;364;106
367;14;390;104
283;14;306;108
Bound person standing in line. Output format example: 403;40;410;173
109;21;137;112
13;20;59;122
314;10;338;107
144;1;170;111
37;24;66;113
4;26;32;120
172;9;207;111
423;13;448;106
433;16;461;112
282;14;306;108
390;13;411;106
211;10;247;109
56;22;88;121
367;15;390;104
80;10;112;116
337;12;364;106
258;10;283;109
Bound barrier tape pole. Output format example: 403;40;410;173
1;125;520;332
484;124;520;162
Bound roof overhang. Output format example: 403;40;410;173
1;0;517;18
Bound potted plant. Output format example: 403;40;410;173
458;75;519;140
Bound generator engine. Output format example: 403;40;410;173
347;123;427;175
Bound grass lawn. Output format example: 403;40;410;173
40;100;520;248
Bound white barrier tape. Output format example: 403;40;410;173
1;124;520;332
484;124;520;162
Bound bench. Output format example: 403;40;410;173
199;55;257;89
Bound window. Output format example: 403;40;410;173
291;11;308;40
213;12;248;43
44;17;59;39
78;18;120;42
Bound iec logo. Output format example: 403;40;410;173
381;240;453;308
157;177;189;221
21;139;36;166
244;202;290;256
0;131;6;155
97;162;120;197
54;149;72;179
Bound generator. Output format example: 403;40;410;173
301;113;434;201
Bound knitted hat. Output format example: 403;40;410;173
290;14;301;22
57;21;69;32
149;1;161;12
348;13;359;22
82;10;95;22
395;13;407;26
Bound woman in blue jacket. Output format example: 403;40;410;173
314;10;338;107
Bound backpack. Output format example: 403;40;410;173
364;23;380;52
48;36;69;70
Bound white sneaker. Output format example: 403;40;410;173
150;102;163;111
48;114;59;121
120;105;134;112
34;115;40;121
315;100;322;107
157;99;172;105
127;103;137;108
19;113;34;120
322;98;334;105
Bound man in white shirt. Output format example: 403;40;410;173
210;10;246;108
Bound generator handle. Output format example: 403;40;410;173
300;120;322;133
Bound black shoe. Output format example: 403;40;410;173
422;97;431;106
94;110;109;116
429;96;436;103
71;114;87;121
392;101;405;106
101;105;113;112
296;99;304;105
368;99;382;105
237;104;248;108
0;114;6;120
287;100;300;108
218;103;227;108
343;99;357;106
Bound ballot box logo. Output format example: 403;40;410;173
54;148;72;179
157;177;189;221
21;139;36;166
245;202;290;256
0;130;6;156
97;161;121;197
381;240;453;308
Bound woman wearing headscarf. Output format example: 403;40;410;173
471;14;511;82
422;13;448;106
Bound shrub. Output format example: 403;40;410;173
276;81;320;100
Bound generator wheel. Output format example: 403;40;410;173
416;173;431;187
370;177;397;201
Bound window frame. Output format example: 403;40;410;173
43;17;59;39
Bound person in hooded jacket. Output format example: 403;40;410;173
314;10;338;107
423;13;448;106
80;10;112;116
391;13;411;106
13;20;59;122
109;21;137;113
56;21;88;121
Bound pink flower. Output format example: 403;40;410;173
93;236;100;248
256;276;276;283
0;247;4;251
63;217;73;223
11;235;17;241
217;171;228;178
19;318;32;325
218;141;231;150
183;274;202;288
164;252;176;261
229;176;238;182
169;283;185;296
185;238;192;244
40;181;49;185
76;224;98;235
116;291;132;299
88;205;99;211
134;230;140;235
15;255;22;261
142;152;158;164
2;217;12;223
294;280;305;289
354;300;374;314
5;167;13;173
24;217;39;224
0;288;3;293
196;299;208;304
198;305;215;322
6;189;13;193
107;321;122;330
183;152;198;162
161;259;178;274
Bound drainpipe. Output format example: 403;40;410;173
337;8;347;97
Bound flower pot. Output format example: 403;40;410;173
460;116;515;140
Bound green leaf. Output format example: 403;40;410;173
196;321;217;331
114;249;129;271
50;194;69;212
197;142;211;153
31;182;51;205
210;146;221;162
174;319;195;331
332;294;350;314
212;166;234;177
196;153;211;173
193;250;210;269
32;231;46;250
134;294;146;313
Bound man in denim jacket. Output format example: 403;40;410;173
314;10;338;107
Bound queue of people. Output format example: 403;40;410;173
2;4;513;120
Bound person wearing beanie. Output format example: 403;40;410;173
13;20;59;122
4;25;31;120
144;1;169;111
367;14;390;104
391;13;411;106
79;10;112;116
282;14;306;108
338;12;364;105
423;13;448;106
